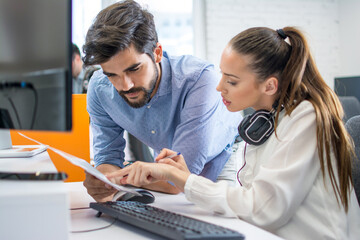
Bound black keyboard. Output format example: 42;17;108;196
90;201;245;240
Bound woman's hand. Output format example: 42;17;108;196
106;148;191;191
106;161;171;187
155;148;190;174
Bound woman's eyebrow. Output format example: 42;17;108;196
223;72;240;79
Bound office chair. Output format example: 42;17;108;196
128;133;154;162
339;96;360;123
345;115;360;205
11;94;90;182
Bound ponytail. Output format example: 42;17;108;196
229;27;354;211
280;27;353;211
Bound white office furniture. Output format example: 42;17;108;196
0;152;70;240
67;183;283;239
0;151;282;240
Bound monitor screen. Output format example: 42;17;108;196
334;76;360;102
0;0;72;131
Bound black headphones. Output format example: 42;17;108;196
238;101;281;146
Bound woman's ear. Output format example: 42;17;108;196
264;77;278;96
154;43;163;63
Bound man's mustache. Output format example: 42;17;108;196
119;87;144;95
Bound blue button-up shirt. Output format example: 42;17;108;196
87;52;241;181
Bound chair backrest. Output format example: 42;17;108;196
345;115;360;205
128;133;154;162
338;96;360;122
11;94;90;182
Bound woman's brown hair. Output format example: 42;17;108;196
229;27;354;211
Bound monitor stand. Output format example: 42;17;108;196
0;129;47;158
0;129;12;150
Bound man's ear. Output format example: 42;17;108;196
154;43;163;63
74;54;80;61
264;77;278;96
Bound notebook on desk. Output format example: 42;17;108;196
0;145;48;158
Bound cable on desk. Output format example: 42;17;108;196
70;207;91;210
70;208;116;233
70;217;117;233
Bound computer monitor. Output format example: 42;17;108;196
334;76;360;102
0;0;72;149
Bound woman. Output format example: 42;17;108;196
107;27;360;239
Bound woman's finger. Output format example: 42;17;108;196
119;176;127;185
106;167;132;186
155;148;177;161
157;157;179;167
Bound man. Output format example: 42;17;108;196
82;0;240;202
72;43;100;93
72;44;85;93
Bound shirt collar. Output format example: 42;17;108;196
150;51;172;101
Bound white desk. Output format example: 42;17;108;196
0;151;282;240
68;182;282;240
0;151;70;240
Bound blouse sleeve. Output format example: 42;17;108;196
184;102;321;230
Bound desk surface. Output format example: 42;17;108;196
0;151;281;239
67;182;282;240
0;150;57;172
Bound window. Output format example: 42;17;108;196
72;0;102;53
72;0;193;56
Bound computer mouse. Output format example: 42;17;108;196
116;189;155;204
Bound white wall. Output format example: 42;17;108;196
338;0;360;78
195;0;359;89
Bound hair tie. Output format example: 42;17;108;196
276;29;287;40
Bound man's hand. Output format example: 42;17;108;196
83;164;120;202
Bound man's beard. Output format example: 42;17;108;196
118;63;159;108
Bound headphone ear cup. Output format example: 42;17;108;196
238;114;251;138
238;110;275;145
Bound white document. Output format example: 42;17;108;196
17;133;141;196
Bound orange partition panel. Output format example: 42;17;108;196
10;94;90;182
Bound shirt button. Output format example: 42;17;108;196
151;130;156;134
147;105;151;109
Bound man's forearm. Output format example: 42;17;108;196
97;163;121;173
142;181;181;194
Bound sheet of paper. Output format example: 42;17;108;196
17;133;141;196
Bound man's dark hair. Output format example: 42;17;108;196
82;0;158;66
72;43;81;61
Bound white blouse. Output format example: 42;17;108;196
184;101;360;240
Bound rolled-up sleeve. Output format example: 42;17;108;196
171;67;238;180
87;73;126;168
